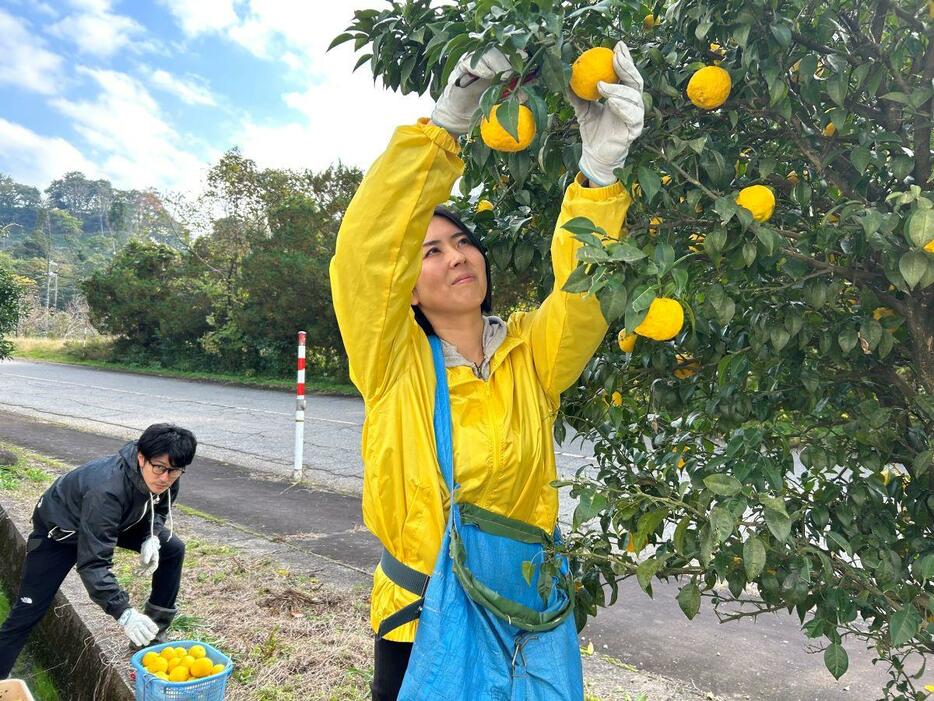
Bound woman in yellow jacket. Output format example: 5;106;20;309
330;41;644;700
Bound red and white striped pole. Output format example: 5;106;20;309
293;331;307;482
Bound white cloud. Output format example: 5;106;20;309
0;117;97;186
147;68;217;106
241;68;433;172
0;10;64;95
160;0;238;36
164;1;435;172
51;67;214;192
48;0;145;58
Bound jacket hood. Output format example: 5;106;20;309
119;441;150;495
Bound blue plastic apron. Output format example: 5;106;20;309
397;335;583;700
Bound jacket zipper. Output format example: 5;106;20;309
485;383;502;477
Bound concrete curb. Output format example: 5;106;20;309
0;501;134;701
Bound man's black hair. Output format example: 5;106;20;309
137;423;197;468
412;205;494;336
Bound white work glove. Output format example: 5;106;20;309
139;535;160;576
431;48;514;135
572;41;645;186
118;607;158;647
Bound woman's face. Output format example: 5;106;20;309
412;215;488;319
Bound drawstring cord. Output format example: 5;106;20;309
148;489;174;540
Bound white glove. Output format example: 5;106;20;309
572;41;645;186
431;48;514;135
139;535;160;576
118;607;158;646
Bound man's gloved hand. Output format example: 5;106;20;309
139;535;160;576
572;41;645;186
118;607;159;647
431;48;513;135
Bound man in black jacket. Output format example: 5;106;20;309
0;423;196;677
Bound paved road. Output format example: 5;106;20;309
0;360;598;501
0;360;892;699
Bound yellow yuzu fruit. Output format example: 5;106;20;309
160;647;175;661
212;663;226;675
475;199;493;213
736;185;775;222
142;651;160;668
570;47;618;101
686;66;731;110
634;297;685;341
617;329;637;353
167;657;182;672
189;645;207;659
147;656;169;674
190;657;214;678
480;104;536;152
611;391;623;407
181;655;196;669
688;233;705;252
643;14;657;29
660;175;672;186
648;216;663;236
822;122;837;137
155;671;170;681
924;239;934;253
168;665;190;682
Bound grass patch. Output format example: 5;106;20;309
11;337;359;397
0;590;61;701
0;443;64;498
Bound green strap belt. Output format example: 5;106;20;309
377;548;429;639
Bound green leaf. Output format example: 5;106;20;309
824;643;849;680
743;536;766;580
770;23;792;47
607;240;647;263
703;473;742;496
599;285;628;323
849;147;871;174
328;32;357;51
673;515;691;555
917;553;934;580
521;560;535;586
636;557;660;594
899;250;929;289
677;581;701;620
563;217;606;237
759;495;788;517
889;606;923;647
637;166;663;205
906;209;934;248
706;285;736;326
498;97;520;142
764;509;792;542
826;531;852;556
561;265;592;293
838;327;858;353
709;506;734;543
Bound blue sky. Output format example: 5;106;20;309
0;0;433;194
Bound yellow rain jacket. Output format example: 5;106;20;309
329;119;631;641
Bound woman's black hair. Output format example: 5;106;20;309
412;205;493;336
138;423;197;468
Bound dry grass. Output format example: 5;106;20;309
114;529;373;701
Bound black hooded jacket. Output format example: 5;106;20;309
32;441;178;619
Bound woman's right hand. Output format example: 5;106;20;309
430;48;513;136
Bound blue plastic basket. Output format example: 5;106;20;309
130;640;233;701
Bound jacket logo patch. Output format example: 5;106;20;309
20;597;32;605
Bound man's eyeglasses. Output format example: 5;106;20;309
147;461;185;477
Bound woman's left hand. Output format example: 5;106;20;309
572;41;645;187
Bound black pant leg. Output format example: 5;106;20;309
371;638;413;701
0;534;77;678
117;527;185;609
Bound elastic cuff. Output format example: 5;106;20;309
569;172;626;201
416;118;460;155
